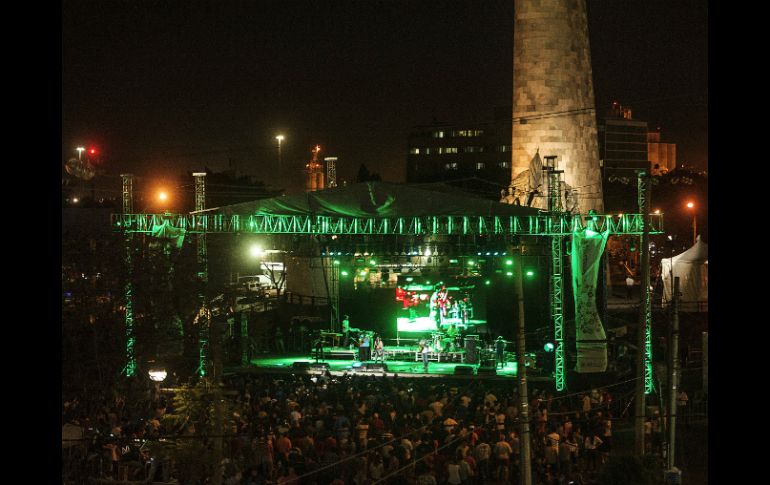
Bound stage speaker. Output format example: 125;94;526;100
477;366;497;376
464;335;479;364
454;365;475;376
363;363;388;372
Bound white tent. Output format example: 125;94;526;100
661;236;708;312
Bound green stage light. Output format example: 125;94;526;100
544;342;555;352
333;259;340;265
438;281;443;285
485;280;491;285
341;270;349;277
526;270;535;277
468;260;475;266
359;270;367;276
506;271;513;276
449;259;459;264
369;259;377;266
405;277;414;282
505;259;513;266
425;280;431;285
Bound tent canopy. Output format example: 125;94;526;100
661;236;708;311
199;181;541;218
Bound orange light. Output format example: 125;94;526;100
686;202;694;209
159;191;168;201
654;209;660;214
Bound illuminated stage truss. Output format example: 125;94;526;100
113;186;662;391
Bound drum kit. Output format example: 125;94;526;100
428;331;464;352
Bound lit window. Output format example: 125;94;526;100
498;145;511;152
424;148;432;155
476;163;485;170
444;162;459;170
432;131;445;138
465;146;484;153
499;161;510;168
409;147;420;155
445;147;458;154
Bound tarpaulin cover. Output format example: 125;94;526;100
572;227;610;373
199;182;541;218
661;236;708;311
151;220;186;248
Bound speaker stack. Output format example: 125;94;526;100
464;335;479;364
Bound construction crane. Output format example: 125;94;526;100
305;144;325;192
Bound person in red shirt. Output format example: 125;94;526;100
275;432;292;468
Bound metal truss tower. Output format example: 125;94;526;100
193;172;209;376
120;174;136;377
544;156;566;391
325;157;338;189
637;171;654;394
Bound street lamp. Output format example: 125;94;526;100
148;367;167;401
686;201;696;245
275;135;285;169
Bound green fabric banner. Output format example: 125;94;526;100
151;220;186;249
571;227;609;373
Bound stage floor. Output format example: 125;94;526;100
242;349;553;382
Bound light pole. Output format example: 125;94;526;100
686;201;696;245
275;135;285;169
148;367;167;401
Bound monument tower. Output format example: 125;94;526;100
510;0;603;213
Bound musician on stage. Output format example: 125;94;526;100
342;315;362;348
419;337;430;372
373;334;384;363
312;332;325;362
495;336;507;369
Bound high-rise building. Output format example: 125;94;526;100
406;106;512;189
647;130;677;175
598;102;649;176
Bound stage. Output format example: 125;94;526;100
240;347;554;382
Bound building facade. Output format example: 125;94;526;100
647;130;677;175
406;107;512;188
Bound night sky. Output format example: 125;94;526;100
62;0;708;198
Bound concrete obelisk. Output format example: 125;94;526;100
511;0;603;213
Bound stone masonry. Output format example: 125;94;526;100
511;0;604;212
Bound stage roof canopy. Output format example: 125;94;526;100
199;182;541;218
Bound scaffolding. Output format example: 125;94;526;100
637;172;654;394
193;172;209;376
120;174;136;377
113;179;665;390
543;156;566;391
112;212;663;237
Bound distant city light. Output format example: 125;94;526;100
72;197;79;203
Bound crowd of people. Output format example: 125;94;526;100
63;373;633;485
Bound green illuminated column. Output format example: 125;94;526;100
551;234;565;391
544;158;566;391
194;172;209;376
637;173;653;394
635;170;653;456
121;174;136;377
